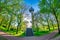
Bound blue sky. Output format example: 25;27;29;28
24;0;39;5
24;0;39;12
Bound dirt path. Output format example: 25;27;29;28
51;35;60;40
0;30;58;40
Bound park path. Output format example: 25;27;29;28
0;30;58;40
51;34;60;40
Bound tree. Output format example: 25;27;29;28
34;12;40;32
39;0;60;34
16;3;29;34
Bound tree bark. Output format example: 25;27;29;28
16;14;22;34
53;9;60;34
47;14;50;31
16;22;20;34
51;20;54;30
7;15;12;31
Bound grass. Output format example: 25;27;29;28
0;26;24;36
0;26;58;37
34;31;49;36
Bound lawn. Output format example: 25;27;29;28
0;26;58;37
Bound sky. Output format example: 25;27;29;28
24;0;40;12
23;0;40;25
24;0;39;5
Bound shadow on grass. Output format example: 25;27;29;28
34;31;49;36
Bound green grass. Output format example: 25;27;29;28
0;26;58;37
34;31;49;36
0;26;24;36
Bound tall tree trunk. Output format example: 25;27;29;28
16;22;20;34
36;22;39;32
7;15;12;31
16;14;22;34
47;14;50;31
0;18;4;26
19;14;22;30
51;20;54;30
53;9;60;34
47;20;50;31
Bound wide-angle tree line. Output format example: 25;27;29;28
0;0;60;36
0;0;28;34
29;0;60;34
38;0;60;33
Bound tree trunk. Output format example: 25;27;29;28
16;14;22;34
7;19;11;31
0;18;4;26
16;22;20;34
47;14;50;31
51;20;54;30
36;23;39;32
53;9;60;34
47;20;50;31
19;14;22;30
7;14;12;31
